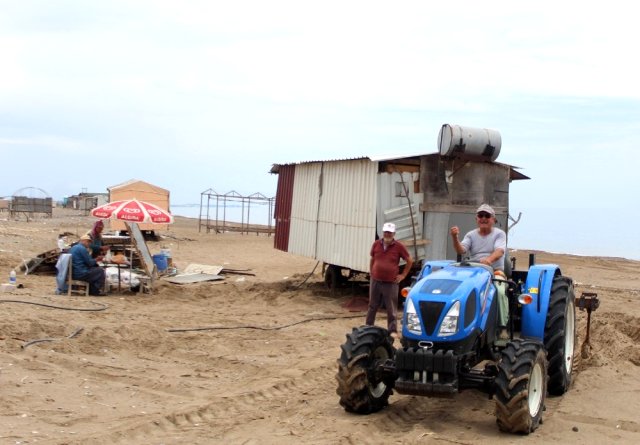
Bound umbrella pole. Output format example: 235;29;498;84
129;229;134;267
124;222;134;276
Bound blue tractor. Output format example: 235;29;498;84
336;256;577;434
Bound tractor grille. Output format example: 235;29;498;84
464;290;477;328
419;301;446;336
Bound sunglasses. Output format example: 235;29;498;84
476;212;492;219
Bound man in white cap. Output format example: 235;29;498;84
450;204;509;339
366;222;413;339
69;234;107;296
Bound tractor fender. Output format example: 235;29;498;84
521;264;561;340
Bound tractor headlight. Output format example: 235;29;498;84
405;298;422;334
438;301;460;336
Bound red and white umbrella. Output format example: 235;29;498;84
91;199;174;224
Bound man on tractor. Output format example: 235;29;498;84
450;203;509;339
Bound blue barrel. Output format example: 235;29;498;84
152;254;168;272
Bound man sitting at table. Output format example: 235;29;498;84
69;234;106;296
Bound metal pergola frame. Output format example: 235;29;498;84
198;189;275;235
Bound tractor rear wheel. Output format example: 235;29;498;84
335;325;395;413
544;276;576;395
495;339;548;434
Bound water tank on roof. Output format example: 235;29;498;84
438;124;502;162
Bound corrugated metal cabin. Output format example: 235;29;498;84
271;125;529;284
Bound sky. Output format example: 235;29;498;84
1;1;638;260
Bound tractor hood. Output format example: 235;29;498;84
403;263;495;343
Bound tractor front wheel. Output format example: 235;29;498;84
495;339;548;434
335;325;396;413
544;276;576;395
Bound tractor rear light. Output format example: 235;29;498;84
401;287;411;298
518;293;534;305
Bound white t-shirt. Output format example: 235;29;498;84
460;228;507;270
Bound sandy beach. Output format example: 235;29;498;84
1;209;639;444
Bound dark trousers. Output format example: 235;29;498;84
365;279;399;333
76;267;106;295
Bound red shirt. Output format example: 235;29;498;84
370;239;411;282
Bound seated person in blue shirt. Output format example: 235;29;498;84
70;234;106;296
86;220;110;259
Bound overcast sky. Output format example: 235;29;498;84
1;1;638;259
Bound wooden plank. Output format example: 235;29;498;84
220;269;256;276
398;238;431;247
208;224;275;235
16;257;44;274
420;203;508;214
39;249;60;260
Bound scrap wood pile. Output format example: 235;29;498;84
17;231;95;275
16;248;60;275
